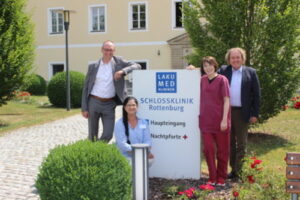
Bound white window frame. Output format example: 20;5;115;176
48;7;64;36
88;4;107;34
48;62;65;80
128;2;148;32
172;0;184;30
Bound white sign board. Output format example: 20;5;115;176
132;70;201;179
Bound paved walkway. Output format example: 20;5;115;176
0;106;122;200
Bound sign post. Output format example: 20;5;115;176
133;70;201;179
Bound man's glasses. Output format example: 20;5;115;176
103;48;114;52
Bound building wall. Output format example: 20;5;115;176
26;0;187;80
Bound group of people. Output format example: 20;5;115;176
81;40;261;186
190;48;260;186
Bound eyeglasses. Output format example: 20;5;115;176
103;48;114;52
126;104;137;107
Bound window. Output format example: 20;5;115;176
49;9;64;34
90;5;106;32
173;0;183;28
52;64;64;76
49;63;64;79
129;3;147;30
137;62;147;70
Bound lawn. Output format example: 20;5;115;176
0;96;80;134
248;108;300;173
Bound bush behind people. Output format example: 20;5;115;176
21;74;47;95
36;140;132;200
47;71;84;107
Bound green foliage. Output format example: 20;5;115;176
20;74;47;95
36;140;132;200
0;0;34;106
183;0;300;123
0;119;8;128
162;185;184;199
47;71;85;108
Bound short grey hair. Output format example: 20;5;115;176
101;40;115;49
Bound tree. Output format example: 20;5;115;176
0;0;34;106
183;0;300;123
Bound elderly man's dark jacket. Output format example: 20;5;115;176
219;65;261;122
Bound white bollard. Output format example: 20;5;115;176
132;144;150;200
291;193;299;200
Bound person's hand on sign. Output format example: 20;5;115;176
148;152;154;159
186;64;196;70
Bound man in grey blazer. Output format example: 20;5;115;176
81;40;141;142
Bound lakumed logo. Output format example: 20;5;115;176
156;72;177;93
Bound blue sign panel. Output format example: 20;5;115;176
156;72;177;93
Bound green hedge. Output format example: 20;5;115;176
21;74;47;95
36;140;132;200
47;71;84;107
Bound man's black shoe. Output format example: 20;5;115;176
227;171;238;179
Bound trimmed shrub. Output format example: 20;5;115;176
36;140;132;200
47;71;84;108
21;74;47;95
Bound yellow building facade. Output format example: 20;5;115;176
27;0;192;81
